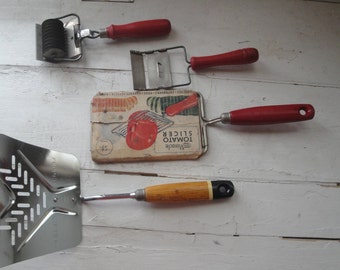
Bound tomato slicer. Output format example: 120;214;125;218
91;90;315;163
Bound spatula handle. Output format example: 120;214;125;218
143;181;234;202
104;19;171;39
190;48;259;71
222;104;315;125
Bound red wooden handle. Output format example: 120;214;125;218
105;19;171;39
190;48;259;71
229;104;315;125
165;93;199;116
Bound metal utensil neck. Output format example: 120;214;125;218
204;112;230;125
78;29;101;39
80;189;146;202
219;112;231;124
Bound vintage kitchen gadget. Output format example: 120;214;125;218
36;13;171;62
91;90;315;162
130;46;259;90
0;133;234;267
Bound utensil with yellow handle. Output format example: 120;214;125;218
81;180;234;202
0;133;234;267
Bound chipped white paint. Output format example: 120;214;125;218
0;0;339;269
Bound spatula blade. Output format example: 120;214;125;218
0;134;82;267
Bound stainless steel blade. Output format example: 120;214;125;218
130;49;173;90
35;24;43;61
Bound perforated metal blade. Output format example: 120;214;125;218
0;134;82;267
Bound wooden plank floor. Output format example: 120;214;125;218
1;0;339;269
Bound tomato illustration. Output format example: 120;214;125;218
126;118;158;150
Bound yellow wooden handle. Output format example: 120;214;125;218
82;181;234;203
144;181;213;202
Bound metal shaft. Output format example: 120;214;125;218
80;189;145;202
204;112;231;125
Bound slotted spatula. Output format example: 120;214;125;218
0;133;234;267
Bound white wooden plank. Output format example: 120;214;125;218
0;0;339;86
4;226;340;270
80;172;340;238
0;67;339;183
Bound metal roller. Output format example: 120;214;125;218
35;13;171;62
41;19;67;60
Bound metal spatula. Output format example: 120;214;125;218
0;134;234;267
0;134;82;267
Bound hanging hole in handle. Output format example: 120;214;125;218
219;185;227;194
298;104;315;120
299;108;307;116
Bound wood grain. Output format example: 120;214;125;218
144;181;212;202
